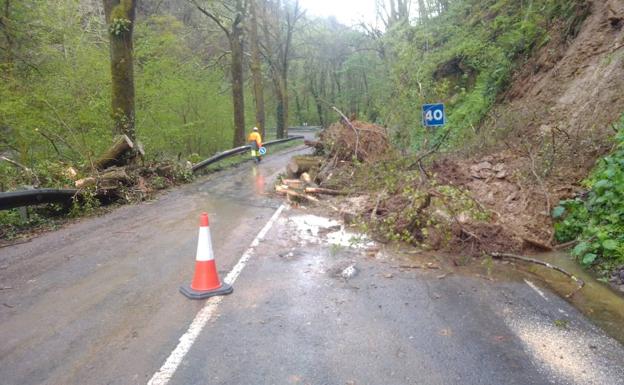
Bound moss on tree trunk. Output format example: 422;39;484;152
230;25;245;147
103;0;136;143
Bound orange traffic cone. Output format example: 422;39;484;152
180;213;233;299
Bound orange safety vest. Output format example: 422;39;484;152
248;132;262;148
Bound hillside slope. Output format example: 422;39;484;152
437;0;624;249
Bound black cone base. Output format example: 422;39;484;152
179;282;233;300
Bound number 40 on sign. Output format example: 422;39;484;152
422;103;445;127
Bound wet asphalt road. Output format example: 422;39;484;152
166;214;624;385
1;129;624;385
0;133;312;385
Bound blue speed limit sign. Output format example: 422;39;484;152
422;103;445;127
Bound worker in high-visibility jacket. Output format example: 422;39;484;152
248;127;263;163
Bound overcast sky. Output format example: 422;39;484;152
298;0;379;26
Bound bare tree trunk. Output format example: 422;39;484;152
103;0;137;143
418;0;428;23
230;19;245;147
260;0;301;139
249;0;266;137
0;0;13;78
294;92;304;125
389;0;397;23
279;72;289;138
191;0;246;147
309;78;325;127
398;0;409;20
273;73;286;139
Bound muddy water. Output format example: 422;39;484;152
506;251;624;344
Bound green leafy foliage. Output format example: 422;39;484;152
554;116;624;271
0;3;252;192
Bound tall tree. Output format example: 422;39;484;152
260;0;303;138
249;0;266;137
191;0;247;147
103;0;137;142
417;0;427;22
0;0;14;78
376;0;411;28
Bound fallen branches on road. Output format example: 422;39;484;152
491;252;585;297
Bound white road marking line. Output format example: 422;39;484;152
147;204;287;385
524;279;549;301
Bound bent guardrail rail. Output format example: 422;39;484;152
191;135;305;173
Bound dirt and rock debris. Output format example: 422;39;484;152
280;120;542;258
278;1;624;271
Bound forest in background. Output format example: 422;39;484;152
1;0;584;188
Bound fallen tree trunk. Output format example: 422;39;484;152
94;135;135;170
75;168;131;190
304;187;345;196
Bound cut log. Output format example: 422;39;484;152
75;177;96;189
97;168;132;190
99;168;131;182
300;172;312;184
304;187;346;196
287;156;323;177
65;167;78;180
282;179;304;190
136;140;146;157
275;185;319;203
155;164;174;177
94;135;135;170
275;185;289;195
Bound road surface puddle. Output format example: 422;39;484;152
286;214;374;249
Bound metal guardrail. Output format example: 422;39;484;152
191;135;305;173
0;135;307;210
0;189;79;210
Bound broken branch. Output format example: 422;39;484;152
331;106;360;159
491;252;585;296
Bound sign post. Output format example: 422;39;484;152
422;103;446;127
